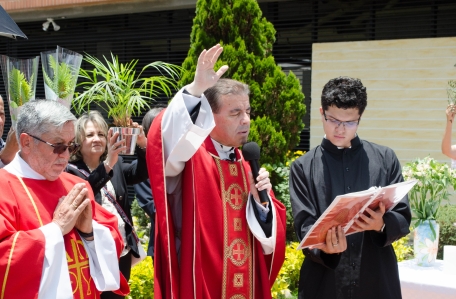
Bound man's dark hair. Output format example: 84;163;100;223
204;79;250;113
321;76;367;115
142;105;166;136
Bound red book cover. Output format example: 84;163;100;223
297;180;417;250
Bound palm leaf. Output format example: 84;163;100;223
8;68;33;106
74;52;182;126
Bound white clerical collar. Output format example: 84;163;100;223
211;138;236;161
3;151;46;180
323;134;356;149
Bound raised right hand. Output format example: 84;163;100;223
52;183;91;235
104;128;126;170
186;44;229;97
0;127;19;165
446;104;456;123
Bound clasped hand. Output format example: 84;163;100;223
52;183;92;236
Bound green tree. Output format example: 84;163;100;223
180;0;306;164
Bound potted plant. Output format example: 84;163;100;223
41;46;83;108
402;156;456;266
0;55;39;127
73;53;181;154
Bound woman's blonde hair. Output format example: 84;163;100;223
70;110;109;162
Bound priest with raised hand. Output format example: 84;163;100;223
147;44;286;299
0;99;129;298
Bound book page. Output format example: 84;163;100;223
344;179;417;235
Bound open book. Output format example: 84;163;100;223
297;179;417;250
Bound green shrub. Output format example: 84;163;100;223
131;198;151;245
272;242;304;299
436;204;456;259
127;256;154;299
180;0;306;164
392;235;413;262
264;151;305;241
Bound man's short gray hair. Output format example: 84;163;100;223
16;100;77;141
204;79;250;113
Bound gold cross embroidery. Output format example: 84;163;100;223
233;273;243;288
229;164;238;176
67;239;92;297
231;189;243;206
232;243;245;261
234;218;242;231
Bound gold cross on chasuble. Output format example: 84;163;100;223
65;236;95;298
214;158;253;299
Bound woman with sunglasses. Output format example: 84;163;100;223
66;110;148;299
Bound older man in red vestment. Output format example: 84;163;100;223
147;44;286;299
0;100;129;298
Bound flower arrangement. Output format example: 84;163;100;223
402;156;456;226
402;157;456;229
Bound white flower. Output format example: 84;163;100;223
419;238;438;263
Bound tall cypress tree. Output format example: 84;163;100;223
181;0;306;164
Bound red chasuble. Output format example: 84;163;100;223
0;170;129;299
147;111;286;299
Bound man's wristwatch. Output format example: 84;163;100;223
379;223;386;233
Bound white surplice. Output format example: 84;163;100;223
4;152;121;299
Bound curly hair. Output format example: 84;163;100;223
321;76;367;115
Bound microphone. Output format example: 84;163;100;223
229;152;236;162
241;141;269;205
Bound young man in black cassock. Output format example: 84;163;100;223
289;76;411;299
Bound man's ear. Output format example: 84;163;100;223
319;107;324;115
19;133;32;154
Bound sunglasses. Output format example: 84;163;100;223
27;133;80;155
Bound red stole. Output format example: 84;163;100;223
0;171;129;298
147;110;286;299
211;146;252;298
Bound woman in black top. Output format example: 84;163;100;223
66;110;148;299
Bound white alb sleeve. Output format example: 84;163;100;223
82;220;120;291
162;87;215;193
38;222;73;299
246;194;277;255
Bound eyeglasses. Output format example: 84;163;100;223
27;133;80;155
323;112;360;129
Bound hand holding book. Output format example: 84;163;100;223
309;225;348;254
297;179;417;250
351;201;386;233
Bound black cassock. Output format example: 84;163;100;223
290;136;411;299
